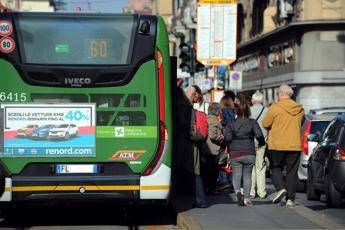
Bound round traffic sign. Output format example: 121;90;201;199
0;20;13;37
232;72;240;80
0;37;15;54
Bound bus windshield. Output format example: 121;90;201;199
16;14;135;65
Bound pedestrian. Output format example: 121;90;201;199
216;95;236;191
262;84;304;207
174;86;195;197
224;90;236;102
184;85;208;208
249;91;268;199
225;103;265;206
204;103;226;194
220;95;236;127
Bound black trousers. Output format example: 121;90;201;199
269;150;300;200
201;154;219;193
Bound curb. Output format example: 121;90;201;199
293;204;344;230
177;211;202;230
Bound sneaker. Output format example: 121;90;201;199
236;192;244;206
244;198;253;207
272;189;287;204
286;199;296;207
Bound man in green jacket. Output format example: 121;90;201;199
262;84;305;207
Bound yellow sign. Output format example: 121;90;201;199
108;150;146;161
197;0;237;66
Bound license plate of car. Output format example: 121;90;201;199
55;164;98;174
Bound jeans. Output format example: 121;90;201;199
250;146;267;198
269;150;300;201
218;170;232;185
195;175;206;205
231;155;255;198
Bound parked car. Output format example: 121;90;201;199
306;115;345;208
16;124;39;138
30;124;57;139
298;114;335;191
48;124;78;140
309;107;345;116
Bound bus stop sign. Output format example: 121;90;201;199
197;0;237;66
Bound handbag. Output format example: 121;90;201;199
256;106;269;171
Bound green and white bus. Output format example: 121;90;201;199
0;12;172;204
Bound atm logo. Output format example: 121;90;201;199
108;150;145;161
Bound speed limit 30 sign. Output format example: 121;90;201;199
0;37;15;54
0;21;13;37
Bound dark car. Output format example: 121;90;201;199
30;124;57;139
298;114;334;191
306;115;345;208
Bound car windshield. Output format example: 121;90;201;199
311;121;330;135
57;124;69;128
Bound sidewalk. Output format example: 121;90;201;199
174;194;344;230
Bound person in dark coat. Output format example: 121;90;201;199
174;86;194;196
176;85;207;208
225;103;265;206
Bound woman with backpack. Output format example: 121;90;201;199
224;103;265;206
184;85;208;208
204;103;226;194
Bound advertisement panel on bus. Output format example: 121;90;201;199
1;104;96;158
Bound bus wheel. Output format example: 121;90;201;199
0;203;16;220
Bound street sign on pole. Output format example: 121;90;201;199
229;71;242;90
197;0;237;66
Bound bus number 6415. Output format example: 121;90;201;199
0;92;27;102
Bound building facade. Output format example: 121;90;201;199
234;0;345;112
0;0;20;12
20;0;54;12
0;0;55;12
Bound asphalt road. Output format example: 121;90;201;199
0;202;178;229
0;185;343;229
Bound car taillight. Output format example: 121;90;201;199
334;145;345;160
302;122;312;155
143;49;167;176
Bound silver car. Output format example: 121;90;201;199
309;107;345;116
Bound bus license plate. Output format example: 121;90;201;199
55;164;98;174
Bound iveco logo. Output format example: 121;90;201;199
65;78;92;86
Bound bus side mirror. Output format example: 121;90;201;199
139;21;150;35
